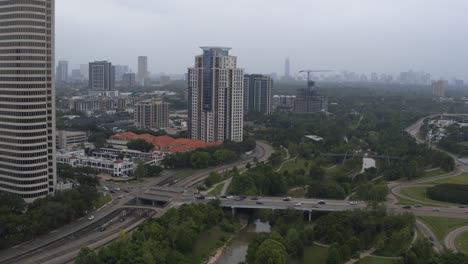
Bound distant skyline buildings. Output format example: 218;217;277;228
284;58;290;78
137;56;149;86
57;61;69;83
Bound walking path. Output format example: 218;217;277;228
221;177;232;195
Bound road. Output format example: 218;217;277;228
416;220;443;252
444;226;468;252
0;141;273;264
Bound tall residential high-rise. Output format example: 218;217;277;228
432;80;446;97
0;0;56;202
137;56;148;86
188;47;244;142
89;61;116;95
56;61;69;83
244;74;273;115
134;100;169;129
285;58;290;78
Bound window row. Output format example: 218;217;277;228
0;168;47;178
0;97;46;102
0;136;46;144
0;123;46;130
0;35;48;41
0;20;45;27
0;157;47;165
0;103;47;109
0;77;51;82
0;42;46;47
0;13;45;20
0;49;47;54
0;1;46;7
0;182;48;192
0;143;47;151
0;150;47;158
0;70;48;74
0;176;47;186
0;163;47;171
0;55;49;61
0;117;46;124
0;27;45;34
0;83;50;89
0;90;45;95
0;6;45;13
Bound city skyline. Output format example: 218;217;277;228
56;0;468;80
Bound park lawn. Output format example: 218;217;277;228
417;216;468;241
175;169;196;179
209;183;224;195
432;173;468;185
458;142;468;148
288;187;307;198
289;244;329;264
359;256;401;264
92;193;112;209
423;168;447;178
191;225;233;264
398;186;452;207
456;231;468;255
279;158;311;174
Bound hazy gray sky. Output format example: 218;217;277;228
57;0;468;79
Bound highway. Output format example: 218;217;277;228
0;141;273;264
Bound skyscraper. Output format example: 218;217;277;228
134;100;169;129
0;0;56;202
188;47;244;142
285;58;290;78
89;61;116;96
137;56;148;86
244;74;273;115
56;61;69;83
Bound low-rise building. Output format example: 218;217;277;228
57;150;134;177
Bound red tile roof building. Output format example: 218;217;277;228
110;132;221;153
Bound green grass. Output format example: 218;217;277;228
423;168;447;178
459;142;468;148
417;216;468;241
209;183;224;195
398;186;452;207
93;193;112;209
279;158;310;174
191;226;233;264
456;231;468;255
175;169;195;179
289;244;329;264
288;187;306;198
359;256;401;264
432;173;468;185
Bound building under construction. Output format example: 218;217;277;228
294;81;328;113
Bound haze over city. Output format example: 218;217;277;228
57;0;468;79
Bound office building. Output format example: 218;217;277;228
0;0;56;201
432;80;446;97
272;95;296;111
56;130;88;149
134;100;169;129
123;73;136;87
56;61;69;82
285;58;290;78
137;56;148;86
188;47;244;142
114;65;129;81
89;61;116;96
80;64;89;80
244;74;273;114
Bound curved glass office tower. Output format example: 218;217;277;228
0;0;56;202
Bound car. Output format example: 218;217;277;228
318;200;325;205
110;190;116;194
220;195;227;198
414;204;423;208
226;196;234;199
349;201;358;205
251;197;259;200
207;196;217;200
99;227;106;232
114;187;121;191
117;195;123;199
283;197;291;202
103;186;109;191
402;205;412;209
256;201;264;205
294;203;302;207
429;236;434;242
432;208;440;212
195;195;205;200
459;205;466;208
234;197;242;201
119;218;125;222
88;215;95;221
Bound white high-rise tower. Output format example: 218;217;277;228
188;47;244;142
0;0;57;202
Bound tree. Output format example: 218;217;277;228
255;239;287;264
309;162;325;181
75;247;100;264
190;152;211;169
214;149;236;165
285;228;304;258
326;245;342;264
127;139;154;152
135;161;146;179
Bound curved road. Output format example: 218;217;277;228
445;226;468;252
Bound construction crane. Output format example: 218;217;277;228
299;70;333;91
